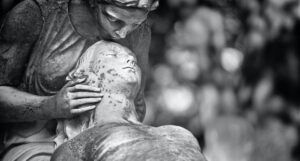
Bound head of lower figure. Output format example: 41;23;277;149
68;41;142;123
70;41;141;98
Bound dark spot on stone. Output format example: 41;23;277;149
107;69;114;73
100;73;105;80
122;105;132;119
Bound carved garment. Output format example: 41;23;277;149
52;123;207;161
3;0;98;149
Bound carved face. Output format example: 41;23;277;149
69;41;141;97
94;3;148;39
95;42;141;87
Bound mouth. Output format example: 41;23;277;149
111;35;121;40
122;66;136;72
110;33;124;40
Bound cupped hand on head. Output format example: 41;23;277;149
51;76;103;118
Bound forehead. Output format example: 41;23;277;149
104;4;148;23
95;43;136;58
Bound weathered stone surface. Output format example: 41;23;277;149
52;123;206;161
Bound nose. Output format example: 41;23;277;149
126;55;136;66
115;26;130;39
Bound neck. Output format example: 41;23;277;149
94;92;140;125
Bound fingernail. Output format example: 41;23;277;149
78;78;86;82
79;75;87;80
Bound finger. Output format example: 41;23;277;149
69;84;101;92
70;105;96;114
70;98;102;107
65;76;87;87
71;92;104;99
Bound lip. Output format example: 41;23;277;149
111;33;123;40
123;66;135;70
111;35;120;40
122;67;137;72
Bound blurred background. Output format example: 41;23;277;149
1;0;300;161
145;1;300;161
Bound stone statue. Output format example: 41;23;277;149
0;0;157;160
50;41;206;161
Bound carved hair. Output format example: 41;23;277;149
90;0;159;11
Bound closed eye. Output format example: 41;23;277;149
103;11;121;23
105;53;117;57
107;14;118;22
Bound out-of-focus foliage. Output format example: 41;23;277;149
146;0;300;161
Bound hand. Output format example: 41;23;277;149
51;76;103;118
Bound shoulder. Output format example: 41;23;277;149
156;125;195;137
156;125;201;148
51;141;82;161
0;0;43;43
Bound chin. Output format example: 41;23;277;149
112;74;139;86
103;30;120;40
127;77;139;84
99;28;118;40
122;75;139;83
101;34;115;41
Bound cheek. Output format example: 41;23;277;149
103;23;114;33
98;14;114;33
